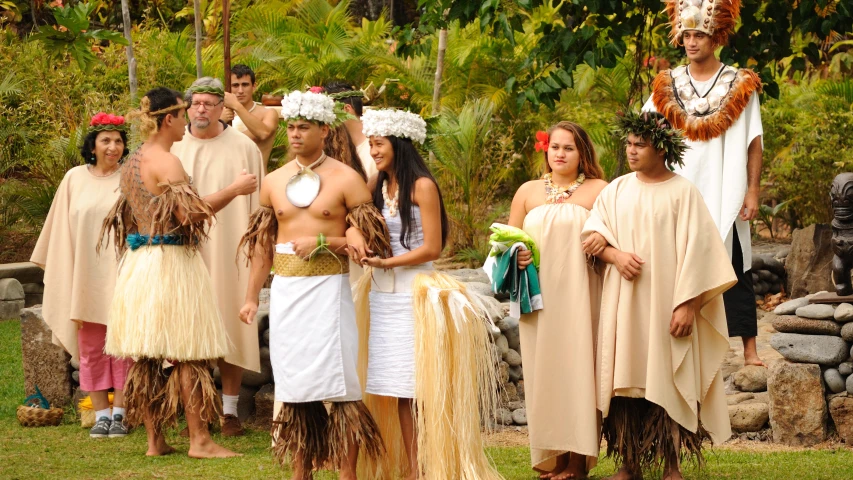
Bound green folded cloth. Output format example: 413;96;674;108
488;223;540;269
484;223;543;316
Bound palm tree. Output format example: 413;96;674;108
233;0;392;92
428;99;513;254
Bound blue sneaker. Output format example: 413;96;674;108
89;416;111;438
108;414;129;437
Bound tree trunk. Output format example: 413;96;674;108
120;0;137;101
428;28;448;165
431;28;448;116
194;0;203;78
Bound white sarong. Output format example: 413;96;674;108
365;265;432;398
269;243;362;403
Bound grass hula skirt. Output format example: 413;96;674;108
353;270;502;480
104;245;230;361
602;397;708;474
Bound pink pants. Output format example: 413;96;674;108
77;322;133;392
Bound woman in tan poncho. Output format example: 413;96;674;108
507;122;608;480
100;86;257;458
32;112;132;439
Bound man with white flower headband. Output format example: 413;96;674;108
171;76;266;437
238;89;388;479
643;0;765;367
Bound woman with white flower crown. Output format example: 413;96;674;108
356;108;502;480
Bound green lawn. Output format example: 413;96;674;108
2;319;853;479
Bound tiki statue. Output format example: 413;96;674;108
831;172;853;296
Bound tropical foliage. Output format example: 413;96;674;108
0;0;851;261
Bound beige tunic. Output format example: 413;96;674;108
521;203;602;469
582;173;737;444
172;125;265;372
30;165;120;361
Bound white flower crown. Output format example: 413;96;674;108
362;109;427;144
280;90;337;125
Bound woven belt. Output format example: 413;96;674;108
273;252;349;277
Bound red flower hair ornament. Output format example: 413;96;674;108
88;112;127;133
534;130;549;152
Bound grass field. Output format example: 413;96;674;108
2;319;853;479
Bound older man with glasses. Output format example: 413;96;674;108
171;77;266;436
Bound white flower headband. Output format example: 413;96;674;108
280;90;337;125
362;109;427;144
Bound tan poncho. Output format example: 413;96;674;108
520;203;601;470
30;165;120;361
582;173;737;444
172;125;265;372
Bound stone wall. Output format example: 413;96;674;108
768;296;853;445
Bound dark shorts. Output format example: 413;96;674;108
723;227;757;338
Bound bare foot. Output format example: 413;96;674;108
604;466;643;480
553;454;587;480
145;443;176;457
188;439;241;459
744;356;766;367
538;454;569;479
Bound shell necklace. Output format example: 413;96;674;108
544;172;585;204
382;180;399;217
285;152;327;208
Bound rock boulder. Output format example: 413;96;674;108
770;333;849;365
785;224;835;298
767;361;827;446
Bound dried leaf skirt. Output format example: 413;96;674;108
104;245;230;361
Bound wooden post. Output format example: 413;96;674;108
194;0;203;78
120;0;137;101
223;0;231;92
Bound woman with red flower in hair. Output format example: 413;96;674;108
507;122;608;479
31;112;132;439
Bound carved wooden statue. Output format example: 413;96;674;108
831;172;853;296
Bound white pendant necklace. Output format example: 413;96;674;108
382;180;399;217
286;152;327;208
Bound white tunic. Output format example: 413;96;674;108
644;69;763;273
270;243;362;403
366;205;432;398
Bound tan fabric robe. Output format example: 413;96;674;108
172;125;265;372
521;203;601;470
30;165;120;361
582;173;737;444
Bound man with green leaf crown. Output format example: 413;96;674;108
643;0;765;367
581;111;737;480
238;89;388;480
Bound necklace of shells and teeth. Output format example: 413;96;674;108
382;180;399;217
672;64;738;117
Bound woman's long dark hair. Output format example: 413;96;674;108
372;136;449;250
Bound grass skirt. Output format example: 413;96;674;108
123;359;220;429
271;400;384;473
602;397;707;473
354;270;502;479
105;245;230;361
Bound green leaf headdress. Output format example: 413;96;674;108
615;110;688;170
